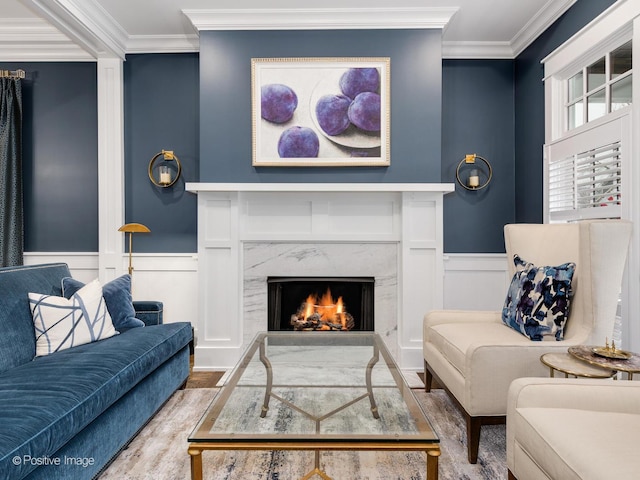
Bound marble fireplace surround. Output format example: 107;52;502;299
186;183;454;370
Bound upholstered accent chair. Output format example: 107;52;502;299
507;377;640;480
423;220;632;463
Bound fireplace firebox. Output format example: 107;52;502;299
267;277;374;331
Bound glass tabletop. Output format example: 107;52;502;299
189;332;438;445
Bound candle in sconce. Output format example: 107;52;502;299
468;169;480;188
159;166;171;185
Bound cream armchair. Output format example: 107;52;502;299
507;377;640;480
423;220;632;463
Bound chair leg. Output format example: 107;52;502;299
466;414;481;464
424;360;433;392
463;414;506;464
423;358;509;464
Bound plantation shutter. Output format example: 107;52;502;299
545;115;627;223
548;142;622;221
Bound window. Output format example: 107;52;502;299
542;2;640;350
566;40;632;131
546;36;632;223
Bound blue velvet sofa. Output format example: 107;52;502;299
0;263;192;480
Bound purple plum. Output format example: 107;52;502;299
278;126;320;158
339;68;380;99
348;92;381;132
261;84;298;123
315;94;352;136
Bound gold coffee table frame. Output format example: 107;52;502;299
188;332;440;480
258;336;381;421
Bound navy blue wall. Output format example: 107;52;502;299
199;30;443;183
123;53;199;253
442;60;516;252
6;1;618;255
0;62;98;252
514;0;617;223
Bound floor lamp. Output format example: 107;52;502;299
118;223;150;275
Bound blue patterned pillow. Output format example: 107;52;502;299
29;279;118;356
502;255;576;341
62;275;145;331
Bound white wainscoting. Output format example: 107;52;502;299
24;253;199;326
24;253;99;282
23;251;509;369
443;253;509;311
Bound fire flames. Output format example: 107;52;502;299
290;288;355;331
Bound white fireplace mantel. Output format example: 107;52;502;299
186;182;454;371
186;182;455;193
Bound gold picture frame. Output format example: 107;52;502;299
251;57;390;167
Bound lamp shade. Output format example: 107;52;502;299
118;223;151;233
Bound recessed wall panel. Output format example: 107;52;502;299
203;247;237;342
402;248;437;343
205;199;232;241
327;200;395;235
244;200;313;235
409;201;437;243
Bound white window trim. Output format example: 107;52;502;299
542;0;640;351
543;7;634;142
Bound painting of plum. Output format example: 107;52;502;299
251;57;390;167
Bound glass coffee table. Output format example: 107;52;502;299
188;332;440;480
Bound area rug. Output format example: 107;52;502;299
98;386;506;479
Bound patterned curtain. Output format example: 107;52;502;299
0;76;24;267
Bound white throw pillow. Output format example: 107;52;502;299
29;279;118;357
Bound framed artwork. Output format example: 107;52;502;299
251;57;390;167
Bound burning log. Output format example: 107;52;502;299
344;313;355;330
290;289;355;331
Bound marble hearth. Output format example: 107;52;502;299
186;183;454;370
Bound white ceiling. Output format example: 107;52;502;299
1;0;577;61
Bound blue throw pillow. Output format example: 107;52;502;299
502;255;576;341
62;275;145;331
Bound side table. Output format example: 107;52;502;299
540;352;616;379
569;345;640;380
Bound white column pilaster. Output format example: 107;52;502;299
97;57;125;283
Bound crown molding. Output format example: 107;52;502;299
126;34;200;54
0;44;94;62
4;2;579;59
443;0;576;59
510;0;577;57
543;0;638;78
0;18;93;61
182;7;458;31
22;0;128;59
442;41;515;60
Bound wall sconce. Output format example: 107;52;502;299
118;223;150;275
455;154;492;191
148;150;182;187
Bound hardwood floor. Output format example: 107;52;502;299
185;355;225;389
